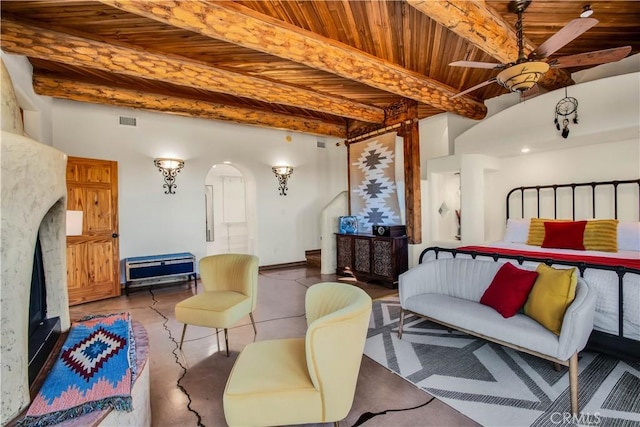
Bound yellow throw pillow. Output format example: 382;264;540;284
524;264;577;335
583;219;619;252
526;218;571;246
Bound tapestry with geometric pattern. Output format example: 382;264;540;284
349;132;402;233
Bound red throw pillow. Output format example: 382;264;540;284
480;263;539;318
541;220;587;250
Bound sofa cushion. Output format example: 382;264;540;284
403;294;562;359
399;258;504;303
524;265;577;335
479;263;539;318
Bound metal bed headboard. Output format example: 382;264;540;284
506;179;640;221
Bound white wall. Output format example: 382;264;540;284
418;113;477;179
419;114;449;179
50;100;346;268
0;52;53;144
456;72;639;158
320;191;348;275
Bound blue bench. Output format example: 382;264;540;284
123;252;196;295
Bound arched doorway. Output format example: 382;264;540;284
205;163;250;255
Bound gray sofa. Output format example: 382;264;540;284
398;257;596;416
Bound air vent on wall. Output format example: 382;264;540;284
119;116;137;126
316;140;326;149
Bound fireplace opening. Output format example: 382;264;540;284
28;234;61;386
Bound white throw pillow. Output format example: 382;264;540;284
503;218;530;243
618;221;640;252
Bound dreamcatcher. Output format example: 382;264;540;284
554;87;579;139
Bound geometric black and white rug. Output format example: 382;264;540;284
364;297;640;427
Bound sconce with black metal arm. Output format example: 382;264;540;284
272;166;293;196
154;158;184;194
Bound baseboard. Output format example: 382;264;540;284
259;261;307;271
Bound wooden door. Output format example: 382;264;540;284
66;156;120;305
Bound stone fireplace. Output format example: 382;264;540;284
1;59;70;424
1;56;151;426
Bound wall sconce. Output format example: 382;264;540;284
154;158;184;194
272;165;293;196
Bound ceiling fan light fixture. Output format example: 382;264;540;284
580;5;594;18
496;61;549;93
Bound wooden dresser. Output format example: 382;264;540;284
335;233;408;288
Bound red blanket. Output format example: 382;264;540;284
457;245;640;271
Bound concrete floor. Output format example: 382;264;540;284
70;266;478;427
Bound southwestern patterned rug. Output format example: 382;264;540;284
365;297;640;427
19;312;136;427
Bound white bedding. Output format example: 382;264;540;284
422;242;640;341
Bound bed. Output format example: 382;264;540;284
420;179;640;361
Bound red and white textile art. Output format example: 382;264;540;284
349;132;402;232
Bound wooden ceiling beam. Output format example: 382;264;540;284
407;0;573;90
1;18;383;123
99;0;487;120
33;74;347;137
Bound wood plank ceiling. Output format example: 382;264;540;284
2;0;639;139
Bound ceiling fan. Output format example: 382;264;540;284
450;0;632;98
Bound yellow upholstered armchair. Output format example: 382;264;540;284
175;253;259;357
223;282;372;427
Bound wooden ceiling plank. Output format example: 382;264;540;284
1;18;383;123
99;0;487;120
33;74;346;137
407;0;573;91
409;0;519;63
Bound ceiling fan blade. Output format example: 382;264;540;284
549;46;632;68
451;78;497;99
530;18;599;59
449;60;505;70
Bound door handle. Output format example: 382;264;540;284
112;233;119;238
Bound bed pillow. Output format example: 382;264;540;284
618;221;640;252
524;264;577;335
541;220;587;250
503;218;530;243
480;263;539;318
526;218;571;246
583;219;619;252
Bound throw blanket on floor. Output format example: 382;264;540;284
19;312;136;427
